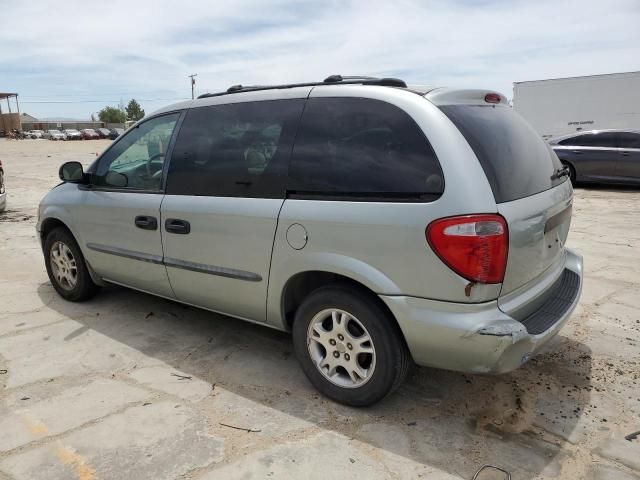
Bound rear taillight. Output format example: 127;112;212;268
426;214;508;284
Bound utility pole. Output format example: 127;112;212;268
120;98;127;130
188;73;198;99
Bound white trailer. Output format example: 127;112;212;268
513;71;640;139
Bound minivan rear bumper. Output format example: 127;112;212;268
380;248;583;374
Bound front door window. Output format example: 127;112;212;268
95;113;180;190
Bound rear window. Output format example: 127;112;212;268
288;97;444;201
440;105;564;203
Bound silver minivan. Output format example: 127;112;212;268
38;75;583;406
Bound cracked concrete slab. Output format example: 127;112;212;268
128;365;213;401
0;378;149;452
202;431;461;480
0;320;152;388
0;401;224;480
207;386;317;437
588;464;640;480
0;309;67;336
594;433;640;472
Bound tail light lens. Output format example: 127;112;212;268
484;93;501;104
426;214;508;284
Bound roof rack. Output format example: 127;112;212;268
197;75;407;99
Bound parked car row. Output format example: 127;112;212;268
22;128;125;141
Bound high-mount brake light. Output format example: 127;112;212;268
426;214;508;284
484;93;501;104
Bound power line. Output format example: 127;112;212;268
19;91;177;99
21;98;189;104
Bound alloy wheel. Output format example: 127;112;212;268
49;241;78;290
307;308;376;388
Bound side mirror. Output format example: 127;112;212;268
59;161;86;183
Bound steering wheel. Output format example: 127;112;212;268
145;152;165;178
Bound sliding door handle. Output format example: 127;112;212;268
165;218;191;234
134;215;158;230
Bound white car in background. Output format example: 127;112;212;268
46;129;67;141
63;129;82;140
26;130;44;139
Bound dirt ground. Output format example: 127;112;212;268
0;138;639;480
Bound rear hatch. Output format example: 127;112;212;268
438;100;572;295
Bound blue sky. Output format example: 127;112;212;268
1;0;639;119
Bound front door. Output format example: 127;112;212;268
160;97;307;322
76;112;181;297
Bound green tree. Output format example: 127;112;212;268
125;99;145;121
98;106;125;123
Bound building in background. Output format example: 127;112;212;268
513;71;640;139
19;113;38;125
0;93;20;134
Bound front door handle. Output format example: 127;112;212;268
165;218;191;234
571;150;582;154
621;151;631;156
135;215;158;230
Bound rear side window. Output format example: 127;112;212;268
618;132;640;149
166;99;305;198
559;133;618;147
288;97;444;200
440;105;564;203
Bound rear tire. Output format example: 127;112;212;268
563;162;576;186
44;227;100;302
292;284;410;406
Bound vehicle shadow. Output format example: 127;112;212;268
38;282;593;479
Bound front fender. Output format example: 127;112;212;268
37;184;86;252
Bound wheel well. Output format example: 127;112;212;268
281;271;402;336
40;218;70;245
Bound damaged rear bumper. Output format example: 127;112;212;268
380;248;583;374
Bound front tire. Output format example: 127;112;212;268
44;227;100;302
292;285;410;406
